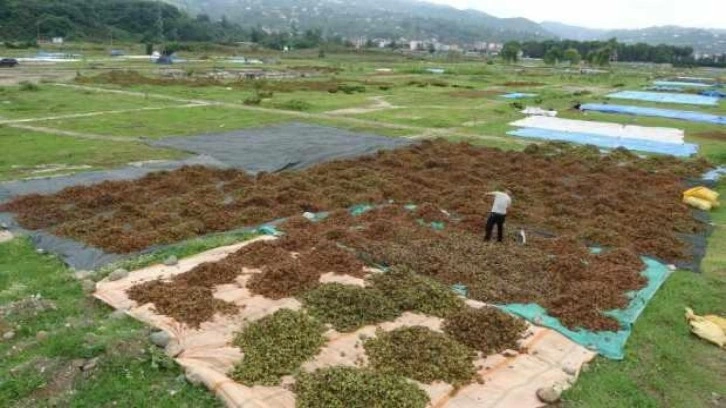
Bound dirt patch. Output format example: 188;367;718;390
326;96;398;115
448;90;501;98
75;70;368;94
693;131;726;141
502;81;545;87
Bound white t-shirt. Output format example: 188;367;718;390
491;192;512;215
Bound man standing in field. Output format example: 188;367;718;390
485;189;512;242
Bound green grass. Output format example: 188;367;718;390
42;106;291;139
564;182;726;407
0;238;221;407
0;85;179;120
0;127;184;180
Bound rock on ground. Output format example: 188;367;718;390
73;270;93;280
150;331;172;348
107;269;129;282
163;255;179;266
536;386;562;404
109;310;127;320
81;280;96;294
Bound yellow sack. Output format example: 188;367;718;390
705;315;726;332
683;186;720;204
683;196;713;211
685;308;726;349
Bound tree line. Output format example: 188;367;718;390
0;0;332;50
500;39;703;66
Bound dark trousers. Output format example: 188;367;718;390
485;212;506;242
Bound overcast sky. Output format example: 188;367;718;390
424;0;724;29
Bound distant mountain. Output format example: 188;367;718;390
540;22;605;42
543;22;726;54
164;0;551;43
608;26;726;55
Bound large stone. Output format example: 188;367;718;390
536;386;561;404
36;331;49;341
107;269;129;282
0;230;12;244
81;279;96;294
163;256;179;266
82;357;99;372
562;365;578;376
185;370;203;386
109;310;127;320
3;331;15;340
73;270;93;280
150;331;172;348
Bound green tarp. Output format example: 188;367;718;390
499;257;671;360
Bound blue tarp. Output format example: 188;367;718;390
653;80;714;88
703;166;726;181
701;90;726;98
580;103;726;126
500;257;671;360
501;93;538;99
647;86;684;92
508;128;698;157
607;90;719;106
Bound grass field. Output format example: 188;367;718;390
0;48;725;407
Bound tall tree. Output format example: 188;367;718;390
501;41;521;63
563;48;582;66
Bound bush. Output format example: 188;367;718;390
243;95;262;105
369;267;464;318
296;367;429;408
339;84;366;94
19;81;39;92
230;309;325;385
257;90;274;99
443;307;527;354
365;326;477;385
274;99;312;111
301;283;399;332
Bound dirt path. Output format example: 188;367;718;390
0;103;209;126
8;124;139;142
325;96;399;115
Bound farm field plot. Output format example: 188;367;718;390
1;50;725;407
0;84;182;120
0;127;184;181
40;105;291;139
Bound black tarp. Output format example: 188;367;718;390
151;123;412;173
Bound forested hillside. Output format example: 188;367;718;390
165;0;550;43
0;0;246;42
